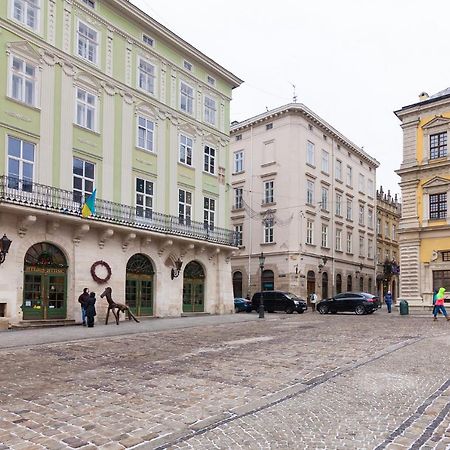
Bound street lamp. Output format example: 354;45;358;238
0;234;12;265
170;257;183;280
259;252;265;319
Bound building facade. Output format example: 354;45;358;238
0;0;242;326
395;89;450;309
375;187;401;302
230;104;379;303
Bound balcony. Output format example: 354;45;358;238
0;176;235;246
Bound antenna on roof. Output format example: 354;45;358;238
291;83;297;103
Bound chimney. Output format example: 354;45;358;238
419;92;429;101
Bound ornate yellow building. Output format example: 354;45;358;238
395;89;450;309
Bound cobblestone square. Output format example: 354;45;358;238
0;311;449;449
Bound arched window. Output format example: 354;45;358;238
126;253;154;274
359;277;364;292
347;275;352;292
25;242;67;267
368;277;372;293
307;270;316;299
322;272;328;299
336;274;342;294
262;269;274;291
233;271;243;298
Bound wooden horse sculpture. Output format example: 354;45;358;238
100;287;140;325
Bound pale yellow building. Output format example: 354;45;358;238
395;89;450;309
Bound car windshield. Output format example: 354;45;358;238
285;293;299;300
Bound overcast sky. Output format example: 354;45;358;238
131;0;450;195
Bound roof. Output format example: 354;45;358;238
395;87;450;117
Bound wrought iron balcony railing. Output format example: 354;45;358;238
0;176;236;246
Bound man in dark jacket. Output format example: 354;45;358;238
86;292;97;328
78;288;89;326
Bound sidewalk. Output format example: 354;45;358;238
0;313;260;349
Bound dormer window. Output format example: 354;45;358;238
183;60;193;71
143;34;154;47
207;75;215;86
430;132;447;159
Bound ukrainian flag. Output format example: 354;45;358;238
81;189;96;218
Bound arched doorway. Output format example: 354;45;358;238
359;277;364;292
183;261;205;313
262;269;274;290
125;254;154;316
347;275;352;292
307;270;316;302
22;242;68;320
322;272;328;299
336;274;342;294
233;271;243;298
368;278;373;294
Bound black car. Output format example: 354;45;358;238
234;297;252;313
317;292;380;315
252;291;307;314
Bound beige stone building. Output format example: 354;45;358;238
230;104;379;303
395;89;450;309
375;187;401;302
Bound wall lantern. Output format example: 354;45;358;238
171;258;183;280
355;262;364;278
318;255;328;273
0;234;12;265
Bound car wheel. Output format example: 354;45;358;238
285;306;294;314
297;309;304;314
318;305;329;314
355;305;366;315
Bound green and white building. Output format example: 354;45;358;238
0;0;242;326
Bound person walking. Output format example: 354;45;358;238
310;292;318;312
78;288;90;326
384;291;393;313
85;292;97;328
433;287;449;321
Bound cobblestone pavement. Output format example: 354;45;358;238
0;311;449;450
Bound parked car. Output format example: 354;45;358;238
317;292;380;315
234;297;252;313
251;291;307;314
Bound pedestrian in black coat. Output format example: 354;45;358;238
86;292;97;328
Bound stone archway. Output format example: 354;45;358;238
233;271;243;298
183;261;205;313
125;253;154;316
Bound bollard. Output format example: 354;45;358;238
399;299;409;315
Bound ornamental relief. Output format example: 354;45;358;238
5;111;32;123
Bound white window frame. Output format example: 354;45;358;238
180;81;194;114
76;19;99;65
183;60;193;71
207;75;215;86
234;187;243;209
346;232;352;253
7;135;35;192
73;157;95;204
335;193;342;216
321;187;329;211
178;188;192;225
306;141;315;166
204;196;215;230
137;115;155;152
9;54;38;107
358;173;365;193
204;144;216;175
11;0;40;32
263;180;274;204
204;95;216;126
359;204;365;226
234;224;243;246
306;180;314;205
264;218;274;243
346;198;353;221
321;224;329;248
321;149;329;173
346;165;353;187
335;229;342;251
80;0;95;8
135;177;154;219
142;34;154;47
335;159;342;181
306;219;313;245
234;150;244;173
367;208;373;228
179;134;193;166
137;56;156;95
75;87;97;131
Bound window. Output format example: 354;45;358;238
204;96;216;125
335;193;342;216
359;236;364;256
75;87;96;131
179;134;193;166
264;218;274;243
367;179;374;197
306;180;314;205
137;116;155;151
368;238;373;259
306;219;313;245
135;178;153;219
234;188;243;209
430;132;447;160
73;157;94;204
368;208;373;228
346;232;352;253
321;187;328;211
142;34;154;47
377;218;381;234
207;75;215;86
335;229;342;251
10;55;37;106
178;189;192;225
346;165;353;186
12;0;40;31
235;134;242;141
234;150;244;173
204;145;216;174
335;159;342;181
358;173;365;193
321;150;329;173
204;197;215;230
359;204;365;225
430;193;447;219
77;20;98;64
7;136;35;192
81;0;95;7
180;81;194;114
377;247;382;263
385;221;390;238
321;224;329;248
346;198;352;220
307;141;315;165
263;181;274;204
266;123;273;130
138;57;155;95
234;224;243;246
392;224;396;240
183;60;192;71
